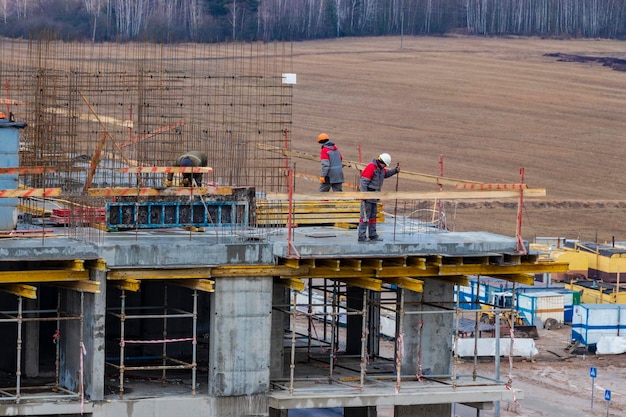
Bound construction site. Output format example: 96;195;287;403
0;38;570;417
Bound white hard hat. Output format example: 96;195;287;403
378;153;391;166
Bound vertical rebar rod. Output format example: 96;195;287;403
395;288;404;393
192;290;198;396
162;285;168;385
289;290;297;395
80;291;85;406
473;276;480;381
119;290;126;399
16;296;23;402
307;286;312;358
329;285;338;383
359;289;369;389
55;291;61;389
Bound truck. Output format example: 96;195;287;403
479;291;539;338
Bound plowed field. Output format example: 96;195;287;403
290;36;626;243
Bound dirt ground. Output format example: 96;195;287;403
288;35;626;416
455;325;626;417
289;35;626;243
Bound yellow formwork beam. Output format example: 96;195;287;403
210;265;306;278
486;273;536;286
109;278;141;292
437;262;569;276
0;284;37;299
0;270;89;283
333;277;382;292
384;277;424;293
52;280;101;294
107;265;306;281
276;277;305;292
108;269;210;280
169;279;215;293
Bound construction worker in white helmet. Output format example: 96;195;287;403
165;150;208;187
317;133;344;192
358;152;399;242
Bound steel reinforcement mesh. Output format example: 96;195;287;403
0;39;293;195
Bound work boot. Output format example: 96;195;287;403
369;236;383;242
358;236;369;242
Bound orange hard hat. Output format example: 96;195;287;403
317;133;330;143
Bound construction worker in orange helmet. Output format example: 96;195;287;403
358;153;399;242
317;133;344;192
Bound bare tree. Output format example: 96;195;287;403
84;0;103;41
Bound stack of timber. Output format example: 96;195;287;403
255;200;383;227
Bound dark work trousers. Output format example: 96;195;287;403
319;182;343;192
358;199;378;239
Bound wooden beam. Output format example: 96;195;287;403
87;186;230;197
258;143;482;186
0;166;56;175
264;189;547;202
0;188;62;198
117;166;213;174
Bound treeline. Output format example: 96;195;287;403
1;0;626;42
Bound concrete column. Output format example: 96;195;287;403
397;279;453;417
395;404;450;417
345;405;377;417
60;268;106;400
87;267;107;400
346;288;380;356
270;285;289;379
209;276;272;397
23;298;40;377
402;278;454;377
346;286;363;354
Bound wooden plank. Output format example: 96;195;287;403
87;186;227;197
0;188;62;198
0;166;56;175
264;189;546;201
117;167;213;174
258;143;483;186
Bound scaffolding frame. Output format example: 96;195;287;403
270;279;519;399
106;286;198;399
0;291;84;403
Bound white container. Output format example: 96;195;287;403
572;304;626;346
517;291;564;327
